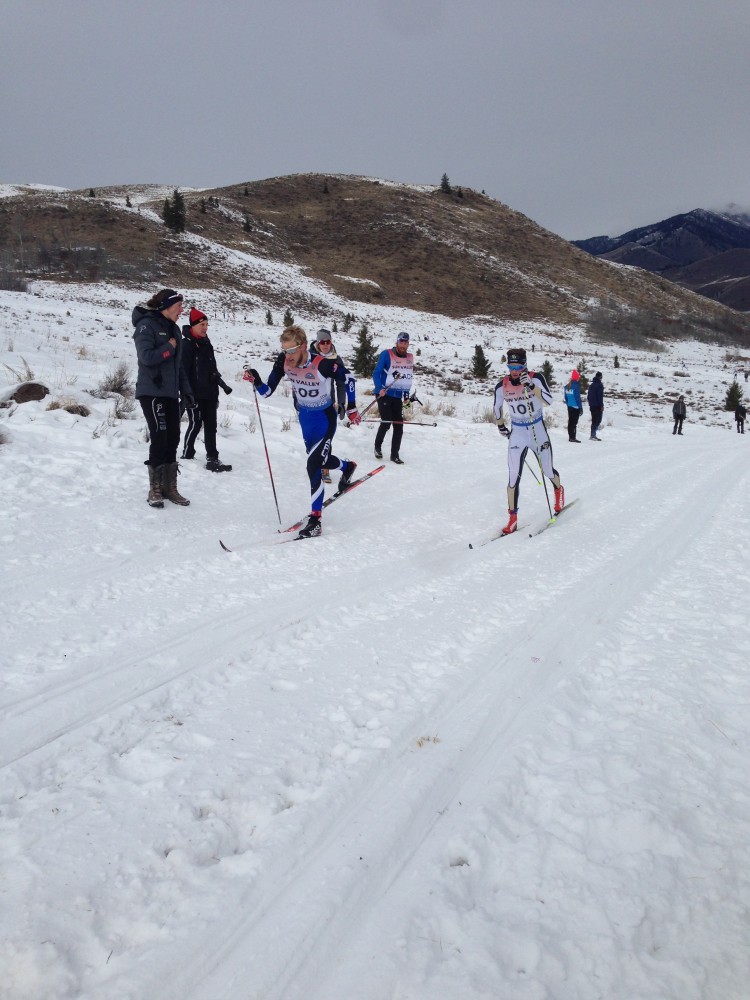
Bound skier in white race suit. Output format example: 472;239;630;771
493;347;565;535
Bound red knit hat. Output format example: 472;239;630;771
189;308;207;327
571;370;580;381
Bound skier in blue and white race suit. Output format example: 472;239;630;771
373;331;414;464
244;325;361;538
493;348;565;535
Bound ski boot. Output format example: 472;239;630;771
554;484;565;513
501;510;518;535
338;460;357;493
297;512;322;539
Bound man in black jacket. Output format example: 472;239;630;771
587;371;604;441
180;308;233;471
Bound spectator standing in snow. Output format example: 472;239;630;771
735;402;747;434
373;332;414;464
587;371;604;441
493;347;565;535
243;325;361;539
310;328;347;483
180;308;233;472
672;395;687;435
563;369;584;442
132;289;193;508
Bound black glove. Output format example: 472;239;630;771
498;423;510;437
216;376;232;394
183;393;196;408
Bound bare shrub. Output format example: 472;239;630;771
472;405;497;423
2;357;35;381
97;361;134;397
47;397;91;416
114;396;136;419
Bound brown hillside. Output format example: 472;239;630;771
1;175;749;341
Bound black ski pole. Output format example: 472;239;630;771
253;385;282;527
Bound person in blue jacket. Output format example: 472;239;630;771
373;332;414;464
587;371;604;441
132;288;194;507
244;325;361;538
563;369;583;442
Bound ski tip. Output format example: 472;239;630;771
219;540;232;552
468;543;474;550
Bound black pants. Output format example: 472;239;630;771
673;417;684;434
567;407;581;441
182;398;219;459
589;406;603;437
374;395;404;458
737;419;745;434
140;396;181;466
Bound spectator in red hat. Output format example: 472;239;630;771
180;308;233;472
563;369;583;442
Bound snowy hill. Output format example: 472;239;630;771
2;279;750;1000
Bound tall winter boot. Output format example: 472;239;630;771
147;464;164;508
161;462;191;506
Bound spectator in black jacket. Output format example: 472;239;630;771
180;309;233;471
735;403;747;434
132;289;193;507
672;395;687;435
587;371;604;441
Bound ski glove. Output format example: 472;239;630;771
498;424;511;437
347;408;362;426
183;393;196;408
243;366;262;387
519;370;531;386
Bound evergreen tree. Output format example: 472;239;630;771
342;313;354;333
163;189;186;232
332;319;338;333
323;181;330;194
351;325;379;377
726;380;744;410
244;185;249;196
577;359;589;393
471;344;491;378
243;217;252;233
200;198;207;214
125;194;132;208
440;173;452;194
283;308;294;328
265;309;273;326
88;188;96;198
541;360;554;386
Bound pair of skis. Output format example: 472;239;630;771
219;465;385;551
469;499;579;549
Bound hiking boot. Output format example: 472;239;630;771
322;469;332;483
297;512;322;539
374;448;383;459
147;464;164;508
501;510;518;535
338;460;357;492
161;462;191;506
206;456;232;472
391;456;404;465
554;484;565;513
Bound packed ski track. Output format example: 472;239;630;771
1;281;750;1000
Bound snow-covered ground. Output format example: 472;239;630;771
1;281;749;1000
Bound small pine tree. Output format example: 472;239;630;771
88;188;96;198
243;217;252;233
125;194;132;208
457;187;464;199
351;326;379;377
332;319;338;333
323;181;330;194
541;360;554;386
577;359;589;394
244;185;249;196
342;313;354;333
726;380;744;410
471;344;491;378
200;198;207;214
265;309;273;326
163;189;186;232
614;355;620;368
283;308;294;328
440;173;452;194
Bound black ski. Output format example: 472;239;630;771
528;498;579;537
281;464;385;535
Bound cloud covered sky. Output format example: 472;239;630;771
3;0;750;239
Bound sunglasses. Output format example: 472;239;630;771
508;364;524;371
318;339;332;346
282;344;302;354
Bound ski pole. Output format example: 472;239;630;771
525;385;553;519
253;385;282;527
524;456;541;484
363;419;437;427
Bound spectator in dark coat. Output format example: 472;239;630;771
180;308;233;471
735;403;747;434
132;289;193;507
672;395;687;435
587;371;604;441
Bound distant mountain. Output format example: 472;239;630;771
574;209;750;311
1;177;749;343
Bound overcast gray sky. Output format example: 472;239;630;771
3;0;750;239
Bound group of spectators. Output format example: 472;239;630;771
562;370;604;442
